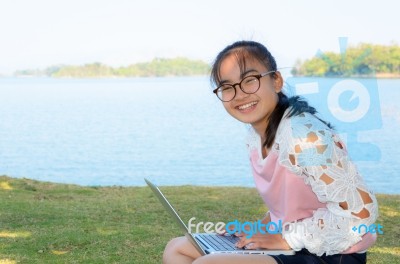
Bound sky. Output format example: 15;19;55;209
0;0;399;75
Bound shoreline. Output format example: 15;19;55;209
1;175;399;195
1;72;400;79
0;74;209;79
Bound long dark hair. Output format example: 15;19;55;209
210;40;331;149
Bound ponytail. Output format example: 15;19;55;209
263;94;332;149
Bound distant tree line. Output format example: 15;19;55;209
292;43;400;77
14;57;210;78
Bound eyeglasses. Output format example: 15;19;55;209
213;71;275;102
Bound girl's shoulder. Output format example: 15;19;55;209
275;109;340;174
282;108;329;129
245;108;334;152
276;108;334;144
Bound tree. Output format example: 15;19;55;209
293;43;400;77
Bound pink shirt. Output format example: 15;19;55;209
251;150;326;224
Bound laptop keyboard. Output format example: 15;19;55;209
197;234;240;251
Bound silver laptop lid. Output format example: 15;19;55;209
144;178;189;233
144;178;206;255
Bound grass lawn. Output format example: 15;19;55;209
0;175;399;263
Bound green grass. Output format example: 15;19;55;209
0;175;399;264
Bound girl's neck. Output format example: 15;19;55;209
253;123;270;159
252;121;268;144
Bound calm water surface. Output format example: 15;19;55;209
0;77;399;194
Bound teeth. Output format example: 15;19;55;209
238;101;257;110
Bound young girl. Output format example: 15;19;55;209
163;40;378;264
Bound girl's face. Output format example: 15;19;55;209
218;54;283;133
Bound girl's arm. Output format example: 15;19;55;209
277;112;378;256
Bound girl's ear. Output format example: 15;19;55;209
273;71;284;93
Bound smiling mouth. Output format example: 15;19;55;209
237;101;258;110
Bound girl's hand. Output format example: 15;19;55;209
234;212;291;250
235;232;291;250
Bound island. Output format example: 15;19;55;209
14;57;210;78
292;43;400;78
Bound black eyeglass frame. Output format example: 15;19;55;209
212;70;276;102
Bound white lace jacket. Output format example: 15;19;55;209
249;110;379;256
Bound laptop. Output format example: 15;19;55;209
144;178;295;256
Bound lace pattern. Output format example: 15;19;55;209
247;110;378;256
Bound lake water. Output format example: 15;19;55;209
0;77;399;194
